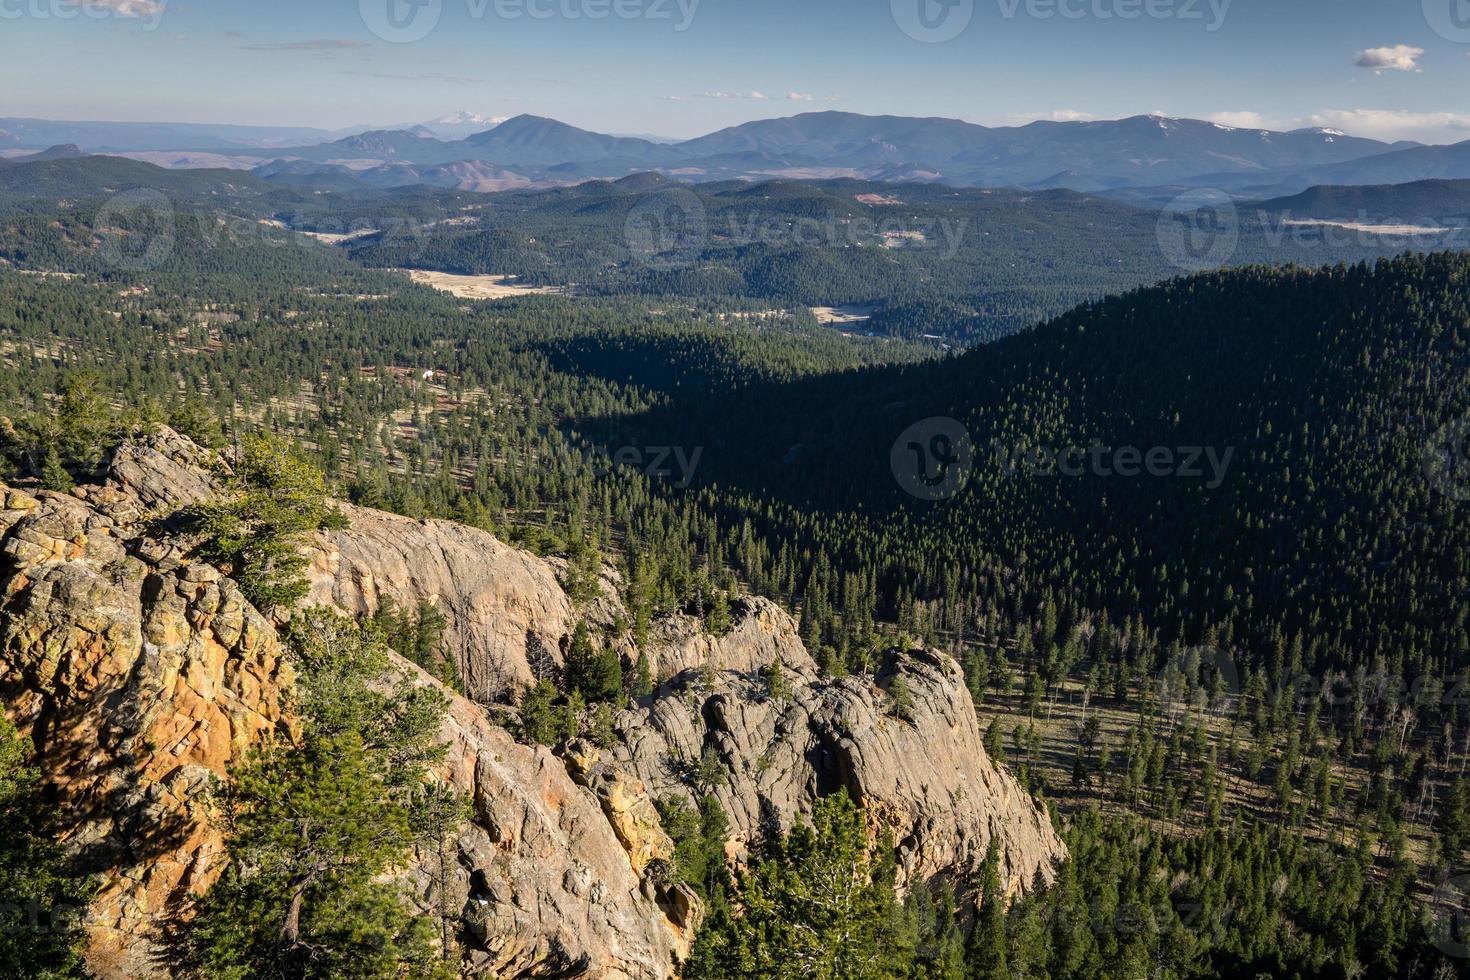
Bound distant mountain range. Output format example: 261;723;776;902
0;118;346;152
1251;179;1470;222
406;111;510;140
8;111;1470;197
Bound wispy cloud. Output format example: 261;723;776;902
243;39;370;51
342;70;487;85
1009;109;1097;123
1354;45;1424;73
666;91;833;103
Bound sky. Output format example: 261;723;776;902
3;0;1470;143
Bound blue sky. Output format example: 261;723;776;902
4;0;1470;142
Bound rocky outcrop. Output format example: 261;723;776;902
612;646;1064;899
104;428;222;514
303;503;577;703
0;436;701;978
0;482;293;977
2;431;1068;977
643;596;816;684
94;429;580;705
396;665;699;978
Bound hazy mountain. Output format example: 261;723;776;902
0;117;341;152
355;159;536;192
1108;139;1470;204
0;155;273;201
1251;179;1470;222
12;144;85;163
672;112;995;167
668;112;1406;187
253;158;367;192
310;129;451;162
459;114;662;167
290;111;1414;191
1252;140;1470;193
4;111;1447;195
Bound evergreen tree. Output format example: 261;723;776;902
193;436;348;612
563;620;624;704
0;714;92;980
685;790;910;979
185;610;460;978
965;841;1008;980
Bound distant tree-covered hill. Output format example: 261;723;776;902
605;253;1470;684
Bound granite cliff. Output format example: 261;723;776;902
0;430;1066;977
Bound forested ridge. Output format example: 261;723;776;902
2;155;1449;345
4;160;1470;976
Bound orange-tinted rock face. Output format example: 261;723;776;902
1;430;1067;978
0;480;293;977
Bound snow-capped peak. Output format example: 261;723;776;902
432;111;507;127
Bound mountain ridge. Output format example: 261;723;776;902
11;110;1448;194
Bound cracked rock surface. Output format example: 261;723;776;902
1;430;1066;977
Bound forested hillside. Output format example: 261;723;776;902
5;165;1470;977
1;156;1447;346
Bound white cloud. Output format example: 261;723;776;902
1204;111;1280;130
1306;109;1470;144
1008;110;1097;123
1354;45;1424;73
